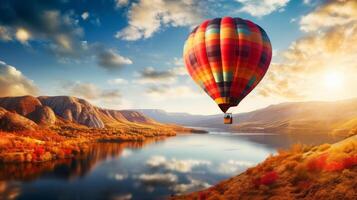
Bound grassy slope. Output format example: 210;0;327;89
173;135;357;200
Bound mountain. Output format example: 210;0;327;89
134;109;217;125
225;98;357;134
0;96;159;130
0;96;198;164
173;134;357;200
0;106;38;131
143;98;357;135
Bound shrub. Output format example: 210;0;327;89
260;171;278;185
254;171;279;186
307;153;328;172
34;146;45;156
343;156;357;169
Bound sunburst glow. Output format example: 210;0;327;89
324;71;344;89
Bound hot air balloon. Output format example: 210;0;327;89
183;17;272;124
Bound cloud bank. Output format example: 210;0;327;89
62;82;121;100
0;0;84;57
257;0;357;100
115;0;203;40
0;61;38;97
97;49;133;71
236;0;290;17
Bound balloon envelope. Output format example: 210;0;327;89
183;17;272;113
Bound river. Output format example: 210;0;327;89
0;131;344;200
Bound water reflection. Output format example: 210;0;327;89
0;137;166;181
0;133;344;200
0;181;21;200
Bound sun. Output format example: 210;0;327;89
323;71;344;89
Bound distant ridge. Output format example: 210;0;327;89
134;109;218;125
138;98;357;135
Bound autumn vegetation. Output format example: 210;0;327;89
0;140;163;181
172;135;357;200
0;95;202;164
0;124;190;163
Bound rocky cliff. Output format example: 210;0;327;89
0;95;156;130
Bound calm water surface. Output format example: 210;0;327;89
0;131;344;200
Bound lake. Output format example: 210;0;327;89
0;131;344;200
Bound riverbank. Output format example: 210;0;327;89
172;134;357;200
0;125;199;163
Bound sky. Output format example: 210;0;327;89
0;0;356;115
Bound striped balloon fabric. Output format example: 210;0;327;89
183;17;272;113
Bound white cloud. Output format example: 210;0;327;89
146;85;200;100
0;61;38;97
60;81;135;110
137;173;178;185
134;67;177;84
108;78;129;85
115;0;129;8
108;173;128;181
81;12;89;20
171;57;183;66
63;82;121;100
0;3;85;58
217;160;253;174
171;66;186;76
300;0;357;32
146;155;210;173
290;18;297;23
258;0;357;100
114;174;128;181
97;49;133;70
134;65;187;85
171;177;211;194
115;0;203;40
236;0;290;17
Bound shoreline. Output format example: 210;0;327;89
171;134;357;200
0;125;203;164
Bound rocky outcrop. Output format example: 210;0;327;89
0;96;156;129
117;110;155;123
0;107;38;131
38;96;105;128
0;96;42;116
100;109;155;124
27;106;56;125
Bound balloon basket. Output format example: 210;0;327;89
224;113;233;124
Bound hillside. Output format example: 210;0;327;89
0;96;195;164
134;109;217;125
184;98;357;135
0;95;161;130
0;106;38;131
173;134;357;200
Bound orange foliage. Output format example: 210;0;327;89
254;171;278;186
307;153;328;171
0;123;179;163
307;153;357;172
198;192;208;200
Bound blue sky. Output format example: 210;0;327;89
1;0;356;114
